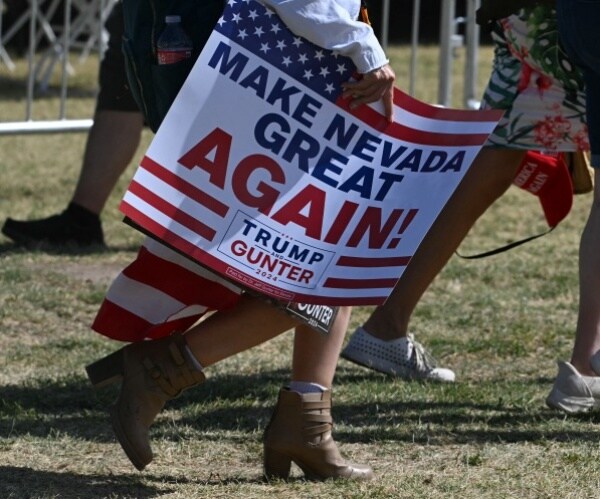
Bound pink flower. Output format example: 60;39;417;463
534;115;571;149
574;127;590;151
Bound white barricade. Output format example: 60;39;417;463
0;0;116;134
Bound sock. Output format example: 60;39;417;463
288;381;327;393
184;344;204;372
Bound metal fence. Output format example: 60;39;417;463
0;0;117;134
0;0;480;136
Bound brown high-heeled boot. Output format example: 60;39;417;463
85;332;205;471
263;388;374;481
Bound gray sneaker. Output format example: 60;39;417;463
546;361;600;414
341;327;455;382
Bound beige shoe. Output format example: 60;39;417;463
86;332;205;470
263;388;374;481
546;361;600;414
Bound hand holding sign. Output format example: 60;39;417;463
342;64;396;122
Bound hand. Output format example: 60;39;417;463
342;64;396;123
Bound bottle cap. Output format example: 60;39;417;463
165;15;181;23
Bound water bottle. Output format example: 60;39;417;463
156;15;193;65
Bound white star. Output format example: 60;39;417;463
336;63;347;74
319;66;330;77
292;37;303;48
231;12;242;23
227;0;237;6
270;23;281;34
332;51;340;58
282;56;292;67
314;50;325;61
276;39;287;50
248;9;259;20
264;8;274;17
325;83;336;94
254;26;264;37
237;29;248;40
260;42;270;54
217;16;226;27
298;53;308;64
303;69;314;80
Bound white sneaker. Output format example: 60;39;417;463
546;361;600;414
341;327;456;382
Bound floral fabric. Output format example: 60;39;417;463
481;5;589;151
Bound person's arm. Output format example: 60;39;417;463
261;0;395;122
261;0;387;73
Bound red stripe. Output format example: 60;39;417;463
92;299;153;343
127;180;217;242
323;277;398;289
120;245;241;310
92;299;206;343
336;255;412;267
392;88;504;122
336;97;491;145
140;155;229;217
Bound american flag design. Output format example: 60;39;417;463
214;0;356;103
93;0;502;343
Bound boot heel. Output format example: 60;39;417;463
85;349;124;388
264;448;292;479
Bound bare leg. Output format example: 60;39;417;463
184;296;350;384
184;294;300;367
363;148;525;340
570;171;600;375
292;306;351;387
72;110;144;214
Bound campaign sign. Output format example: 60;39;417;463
120;0;503;305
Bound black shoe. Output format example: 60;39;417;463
2;203;105;248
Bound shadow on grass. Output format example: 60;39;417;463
3;369;600;447
0;465;166;498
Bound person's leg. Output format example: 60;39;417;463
342;148;525;380
546;0;600;413
571;172;600;375
264;306;373;480
87;292;299;470
184;294;299;367
290;306;350;387
1;2;143;247
546;172;600;413
1;109;143;247
71;110;144;215
88;296;372;479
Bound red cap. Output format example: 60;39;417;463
513;151;573;227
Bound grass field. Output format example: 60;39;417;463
2;46;600;498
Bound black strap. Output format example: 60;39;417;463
455;226;555;259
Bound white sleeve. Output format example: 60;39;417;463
259;0;389;74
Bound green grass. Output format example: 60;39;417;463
1;46;598;498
